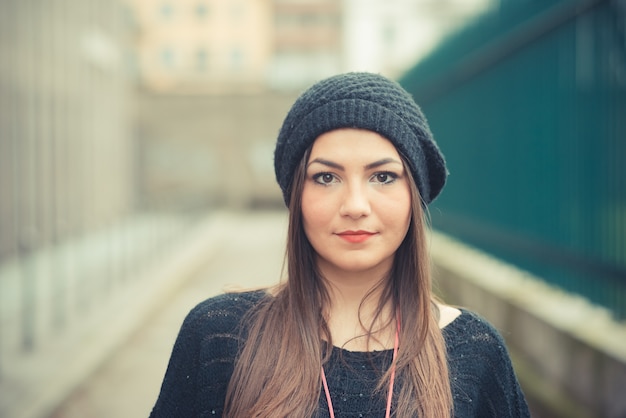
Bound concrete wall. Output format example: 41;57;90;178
0;0;135;259
135;91;299;210
431;231;626;418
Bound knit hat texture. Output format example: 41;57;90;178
274;72;447;206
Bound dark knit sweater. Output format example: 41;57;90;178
150;291;530;417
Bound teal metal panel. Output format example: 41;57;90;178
400;0;626;317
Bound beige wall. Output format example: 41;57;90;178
135;90;299;210
129;0;273;92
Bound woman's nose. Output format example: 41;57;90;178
339;183;371;219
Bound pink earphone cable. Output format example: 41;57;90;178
321;316;400;418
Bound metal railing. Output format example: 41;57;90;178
400;0;626;318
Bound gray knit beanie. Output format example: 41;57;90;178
274;72;447;206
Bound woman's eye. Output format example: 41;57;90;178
372;172;397;184
313;173;336;185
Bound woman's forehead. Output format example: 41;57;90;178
308;128;400;161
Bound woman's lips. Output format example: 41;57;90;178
336;230;376;244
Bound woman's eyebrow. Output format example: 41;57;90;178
307;158;344;170
364;158;403;170
307;157;402;171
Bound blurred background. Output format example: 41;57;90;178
0;0;624;417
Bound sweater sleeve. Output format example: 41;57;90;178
149;291;265;418
446;311;531;418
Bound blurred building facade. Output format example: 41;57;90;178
129;0;273;93
126;0;496;93
127;0;345;92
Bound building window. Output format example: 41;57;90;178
160;3;174;20
160;48;176;69
196;3;208;19
196;48;208;72
230;48;244;71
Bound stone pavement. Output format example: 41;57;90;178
49;210;288;418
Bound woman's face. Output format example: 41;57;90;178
301;128;412;279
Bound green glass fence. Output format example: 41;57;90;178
400;0;626;318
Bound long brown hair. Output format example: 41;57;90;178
224;149;453;417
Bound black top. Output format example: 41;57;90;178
150;291;530;417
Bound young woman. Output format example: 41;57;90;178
150;73;530;417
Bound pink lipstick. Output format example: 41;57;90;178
336;230;376;243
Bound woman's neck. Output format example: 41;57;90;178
321;265;396;352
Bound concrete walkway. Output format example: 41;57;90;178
49;210;288;418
